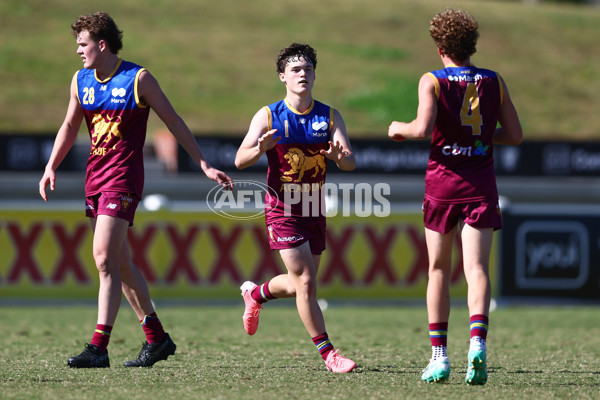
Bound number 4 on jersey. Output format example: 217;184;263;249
460;83;482;135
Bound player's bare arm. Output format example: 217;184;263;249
138;70;232;188
39;73;84;201
388;74;437;141
493;79;523;145
235;107;281;169
320;109;355;171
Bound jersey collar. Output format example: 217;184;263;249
284;98;314;115
95;58;123;83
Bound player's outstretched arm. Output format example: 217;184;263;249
138;70;232;189
40;73;84;201
321;109;355;171
235;107;280;170
494;78;523;145
388;74;437;141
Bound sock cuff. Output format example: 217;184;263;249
429;322;448;335
252;281;277;303
469;314;489;340
470;314;489;321
312;332;333;358
141;313;159;325
429;322;448;347
469;314;489;329
312;332;329;341
95;324;112;335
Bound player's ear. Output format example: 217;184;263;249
279;72;286;84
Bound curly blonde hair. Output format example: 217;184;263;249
429;9;479;62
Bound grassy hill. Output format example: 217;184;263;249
1;0;599;140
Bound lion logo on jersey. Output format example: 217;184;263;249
281;147;326;182
91;113;123;148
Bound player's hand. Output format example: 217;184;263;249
320;140;348;163
257;129;281;152
388;122;407;142
205;167;233;190
39;169;56;202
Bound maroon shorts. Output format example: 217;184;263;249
85;192;140;226
266;218;326;255
422;198;502;234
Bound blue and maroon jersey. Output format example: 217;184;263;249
77;59;150;197
424;65;505;203
263;99;333;222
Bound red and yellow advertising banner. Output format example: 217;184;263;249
0;209;497;300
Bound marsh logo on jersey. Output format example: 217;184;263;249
448;73;483;82
312;121;328;137
515;221;589;290
312;121;328;131
111;87;126;104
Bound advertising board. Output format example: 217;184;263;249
500;205;600;299
0;208;486;300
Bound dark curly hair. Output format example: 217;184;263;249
429;9;479;62
276;43;317;73
71;12;123;54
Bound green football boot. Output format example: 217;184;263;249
421;356;450;383
465;344;487;385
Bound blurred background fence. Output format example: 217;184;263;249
1;135;599;303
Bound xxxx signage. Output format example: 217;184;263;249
0;210;488;299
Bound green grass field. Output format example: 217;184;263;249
1;304;598;400
1;0;600;139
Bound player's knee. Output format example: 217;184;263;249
295;274;317;297
464;264;489;281
429;264;451;277
94;256;110;274
93;253;118;276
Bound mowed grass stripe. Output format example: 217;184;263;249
0;305;598;400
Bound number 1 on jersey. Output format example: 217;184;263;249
460;83;482;135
